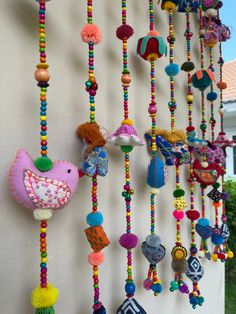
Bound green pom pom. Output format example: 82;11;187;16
198;296;205;305
121;145;133;153
173;189;185;198
34;157;53;172
213;182;221;189
35;307;55;314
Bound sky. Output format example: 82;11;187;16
221;0;236;61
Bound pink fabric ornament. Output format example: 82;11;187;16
81;24;102;45
9;149;79;211
173;210;185;220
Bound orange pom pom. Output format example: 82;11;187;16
88;251;104;266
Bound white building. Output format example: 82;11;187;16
223;59;236;177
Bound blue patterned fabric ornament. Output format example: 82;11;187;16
195;223;212;239
94;305;106;314
141;242;166;264
147;156;167;189
178;0;199;12
81;146;108;177
186;256;204;283
211;228;225;245
117;298;146;314
221;223;230;242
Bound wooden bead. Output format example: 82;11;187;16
121;73;132;84
35;68;50;82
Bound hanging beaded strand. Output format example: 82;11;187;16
136;0;167;301
160;0;189;296
79;1;110;313
109;1;146;313
180;2;205;308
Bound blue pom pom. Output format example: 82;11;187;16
86;212;104;226
211;233;225;245
207;91;218;101
165;63;179;77
125;282;136;295
190;296;198;306
198;218;210;227
151;283;163;293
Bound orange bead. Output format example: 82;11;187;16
40;58;46;63
213;202;221;208
121;73;132;85
41;150;47;156
35;68;50;82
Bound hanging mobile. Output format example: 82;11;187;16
9;1;80;313
77;1;110;313
179;1;205;309
109;1;146;313
137;0;167;298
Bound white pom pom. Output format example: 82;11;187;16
218;108;224;115
149;188;160;195
201;162;209;168
198;251;205;258
204;9;218;17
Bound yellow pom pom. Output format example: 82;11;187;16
227;251;234;259
162;1;177;11
122;119;133;126
211;254;218;262
31;283;59;309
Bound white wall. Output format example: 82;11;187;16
0;1;224;314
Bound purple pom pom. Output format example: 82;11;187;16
119;233;139;249
143;278;153;290
222;192;230;201
116;24;134;40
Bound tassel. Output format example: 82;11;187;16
35;306;55;314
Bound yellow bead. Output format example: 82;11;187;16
40;116;47;121
187;94;193;102
41;258;47;263
39;33;45;38
94;270;99;275
41;136;47;141
40;228;47;233
227;251;234;259
122;119;133;126
211;254;218;262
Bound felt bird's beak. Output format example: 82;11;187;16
78;169;85;178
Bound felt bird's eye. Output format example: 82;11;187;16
67;169;71;173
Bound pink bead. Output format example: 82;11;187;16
148;105;157;114
143;278;153;290
93;302;102;310
89;90;97;96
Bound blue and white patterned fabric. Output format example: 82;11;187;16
81;146;108;177
117;298;146;314
178;0;200;12
186;256;204;283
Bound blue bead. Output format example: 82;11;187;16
125;282;136;295
151;283;162;293
41;101;47;106
86;212;104;226
41;146;47;150
40;112;46;116
40;121;47;126
207;91;218;101
40;131;47;136
190;297;198;306
40;263;47;268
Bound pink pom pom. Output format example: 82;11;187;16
81;24;102;44
88;251;104;266
148;30;159;36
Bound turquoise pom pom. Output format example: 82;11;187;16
165;63;179;77
198;218;210;227
86;212;104;226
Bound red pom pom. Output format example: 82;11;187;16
116;24;134;40
186;126;195;132
81;24;102;44
186;210;200;221
88;251;104;266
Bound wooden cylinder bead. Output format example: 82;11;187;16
35;68;50;82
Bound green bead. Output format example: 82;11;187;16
170;280;179;290
213;182;220;189
198;296;204;305
121;145;133;153
122;191;127;197
200;123;207;131
168;101;173;107
85;80;92;87
41;252;47;258
173;189;185;198
34;157;53;172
